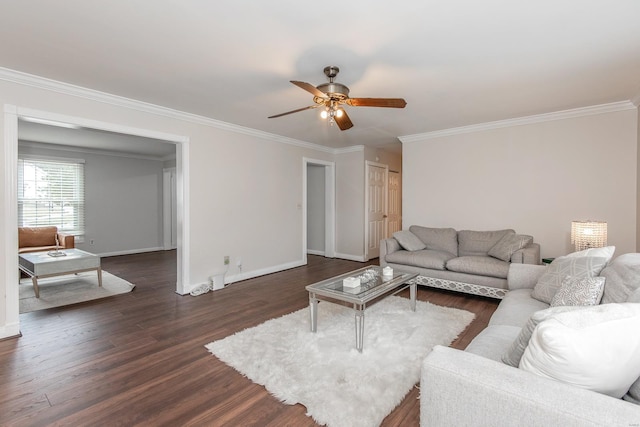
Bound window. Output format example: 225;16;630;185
18;156;85;238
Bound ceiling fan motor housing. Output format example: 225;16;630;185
316;65;349;102
315;82;349;99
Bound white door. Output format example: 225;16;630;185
387;171;402;237
366;163;387;260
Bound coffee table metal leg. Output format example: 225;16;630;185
309;294;318;332
32;277;40;299
355;306;364;352
410;282;416;311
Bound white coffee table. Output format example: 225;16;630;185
19;249;102;298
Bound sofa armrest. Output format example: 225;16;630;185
379;238;400;267
510;242;540;264
421;346;640;427
507;263;547;290
57;232;75;249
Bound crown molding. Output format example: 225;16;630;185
0;67;343;154
399;101;637;144
334;145;364;154
19;140;175;162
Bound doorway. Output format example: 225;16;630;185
303;158;335;262
4;106;190;337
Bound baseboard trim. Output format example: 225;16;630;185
0;321;21;340
95;247;166;258
307;249;325;256
180;258;308;295
334;252;367;262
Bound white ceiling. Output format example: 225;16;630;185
2;1;640;154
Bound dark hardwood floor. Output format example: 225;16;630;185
0;251;498;426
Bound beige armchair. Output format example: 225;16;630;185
18;226;75;254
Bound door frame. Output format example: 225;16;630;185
163;167;177;250
302;158;336;263
3;105;190;338
364;161;389;261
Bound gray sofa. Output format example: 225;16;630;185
380;226;540;299
420;252;640;426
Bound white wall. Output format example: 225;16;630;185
335;149;366;260
19;142;166;256
403;108;638;259
637;106;640;248
1;74;368;338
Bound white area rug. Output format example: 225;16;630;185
19;270;135;313
206;296;474;427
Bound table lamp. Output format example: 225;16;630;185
571;220;607;251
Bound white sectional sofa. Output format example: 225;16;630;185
380;226;540;299
420;250;640;426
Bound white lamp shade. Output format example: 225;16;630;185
571;220;607;251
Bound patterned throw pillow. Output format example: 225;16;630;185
564;246;615;261
488;234;533;262
531;256;608;304
550;276;606;307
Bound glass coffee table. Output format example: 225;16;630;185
306;265;418;352
19;249;102;298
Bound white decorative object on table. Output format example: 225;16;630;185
383;266;393;277
343;277;361;288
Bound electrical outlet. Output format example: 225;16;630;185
224;256;230;265
90;239;95;245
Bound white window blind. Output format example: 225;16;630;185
18;157;85;237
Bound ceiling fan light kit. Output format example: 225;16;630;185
269;66;407;131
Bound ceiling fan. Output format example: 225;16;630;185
268;66;407;131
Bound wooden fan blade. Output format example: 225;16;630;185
346;98;407;108
268;105;319;119
290;81;328;99
335;109;354;131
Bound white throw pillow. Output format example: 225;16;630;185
519;303;640;398
501;305;582;367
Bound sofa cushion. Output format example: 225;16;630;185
458;229;514;257
446;256;509;279
408;226;458;256
626;377;640;405
385;249;455;271
531;256;608;304
465;325;521;362
488;234;533;262
519;303;640;399
18;226;58;248
550;276;605;307
392;230;426;251
489;289;550;328
502;305;583;367
600;253;640;304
